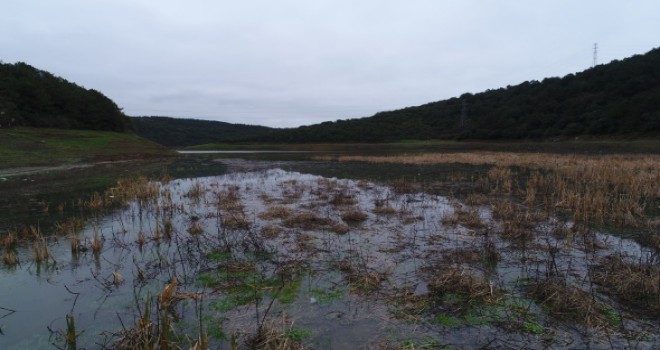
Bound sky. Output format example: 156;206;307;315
2;1;659;128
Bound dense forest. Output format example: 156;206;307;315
249;47;660;143
3;47;659;144
0;62;131;132
131;116;274;147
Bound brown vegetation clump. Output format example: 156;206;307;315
455;208;486;229
465;193;489;206
217;186;243;211
390;178;415;194
329;192;357;206
321;152;660;230
426;267;499;310
372;205;398;216
592;255;660;313
346;268;389;294
330;223;350;234
529;279;614;330
340;208;368;223
3;249;18;266
187;221;204;235
185;181;206;199
261;225;284;239
440;211;459;227
259;206;293;220
106;177;161;207
222;212;250;230
246;322;309;350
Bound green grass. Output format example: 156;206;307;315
284;327;313;341
0;127;173;170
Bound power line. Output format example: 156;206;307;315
593;43;598;67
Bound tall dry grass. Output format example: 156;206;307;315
321;152;660;229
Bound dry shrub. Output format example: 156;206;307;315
261;225;283;239
372;205;398;216
492;200;517;221
274;260;308;279
106;177;160;207
346;268;389;294
497;209;544;241
426;267;499;311
401;215;424;224
440;211;459;227
323;152;660;229
3;250;18;266
488;166;514;194
638;232;660;252
258;206;293;220
391;178;414;194
187;221;204;235
185;181;205;199
246;322;309;350
455;208;486;229
592;255;660;313
330;223;350;234
217;186;243;211
283;212;333;230
295;233;315;252
529;279;613;329
340;208;368;223
329;192;357;206
222;213;250;230
465;193;489;206
332;258;353;273
500;219;535;241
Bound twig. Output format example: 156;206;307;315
64;284;80;314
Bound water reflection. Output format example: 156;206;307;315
0;164;658;349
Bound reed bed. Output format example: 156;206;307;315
3;160;659;349
319;152;660;231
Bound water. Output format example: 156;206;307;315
0;159;658;349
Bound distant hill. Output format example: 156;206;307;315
131;116;276;147
0;62;132;132
250;47;660;143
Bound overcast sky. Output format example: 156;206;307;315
2;1;658;128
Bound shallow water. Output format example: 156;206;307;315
0;160;658;349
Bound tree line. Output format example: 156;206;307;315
248;47;660;143
131;116;274;147
0;62;131;132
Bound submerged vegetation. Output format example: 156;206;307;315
0;151;658;349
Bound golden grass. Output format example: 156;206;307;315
427;268;499;306
340;208;368;223
259;206;293;220
321;152;659;229
529;279;614;330
593;255;660;313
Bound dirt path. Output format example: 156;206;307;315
0;160;132;179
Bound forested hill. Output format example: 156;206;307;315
0;62;131;132
251;47;660;143
131;116;275;147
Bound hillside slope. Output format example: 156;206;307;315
0;62;131;132
131;116;275;147
251;47;660;143
0;127;172;170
